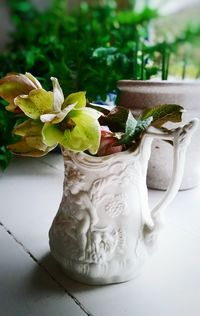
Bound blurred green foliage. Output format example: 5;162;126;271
0;0;200;169
0;100;22;170
0;0;159;98
0;0;159;170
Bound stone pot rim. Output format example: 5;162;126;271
117;79;200;88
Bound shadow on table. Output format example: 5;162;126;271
4;156;63;178
30;253;111;296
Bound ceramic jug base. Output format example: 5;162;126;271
50;249;145;285
60;266;142;285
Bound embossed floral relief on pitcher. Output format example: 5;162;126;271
49;119;198;285
49;147;148;284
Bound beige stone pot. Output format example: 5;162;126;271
117;80;200;190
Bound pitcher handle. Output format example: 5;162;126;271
143;118;199;244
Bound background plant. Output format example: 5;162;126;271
0;0;159;97
0;0;159;169
0;0;199;169
148;25;200;80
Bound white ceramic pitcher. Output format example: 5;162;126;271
49;119;198;285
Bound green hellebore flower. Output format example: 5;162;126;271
42;107;101;155
8;119;56;157
15;88;54;119
13;76;88;125
40;78;88;124
39;80;102;155
1;72;102;155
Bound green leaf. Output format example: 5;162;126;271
15;88;54;119
118;111;138;145
100;106;130;132
134;117;153;137
140;104;184;128
92;47;118;58
0;146;12;171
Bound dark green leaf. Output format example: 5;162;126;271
100;106;130;132
134;117;153;136
87;103;111;115
140;104;184;128
118;111;137;145
0;146;12;171
119;116;152;145
92;47;118;58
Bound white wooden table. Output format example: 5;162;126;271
0;154;200;316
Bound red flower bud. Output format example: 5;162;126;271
97;127;123;156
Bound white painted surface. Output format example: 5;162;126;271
0;154;200;315
0;226;86;316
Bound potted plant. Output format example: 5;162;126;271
117;24;200;190
0;72;198;284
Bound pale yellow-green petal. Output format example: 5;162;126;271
42;123;64;147
51;102;77;124
14;88;53;119
25;72;42;89
14;119;44;137
25;136;49;151
68;107;102;123
61;109;101;154
63;91;86;109
40;103;77;124
11;119;53;154
7;138;55;157
61;126;88;152
51;77;64;112
0;73;36;111
40;113;57;123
